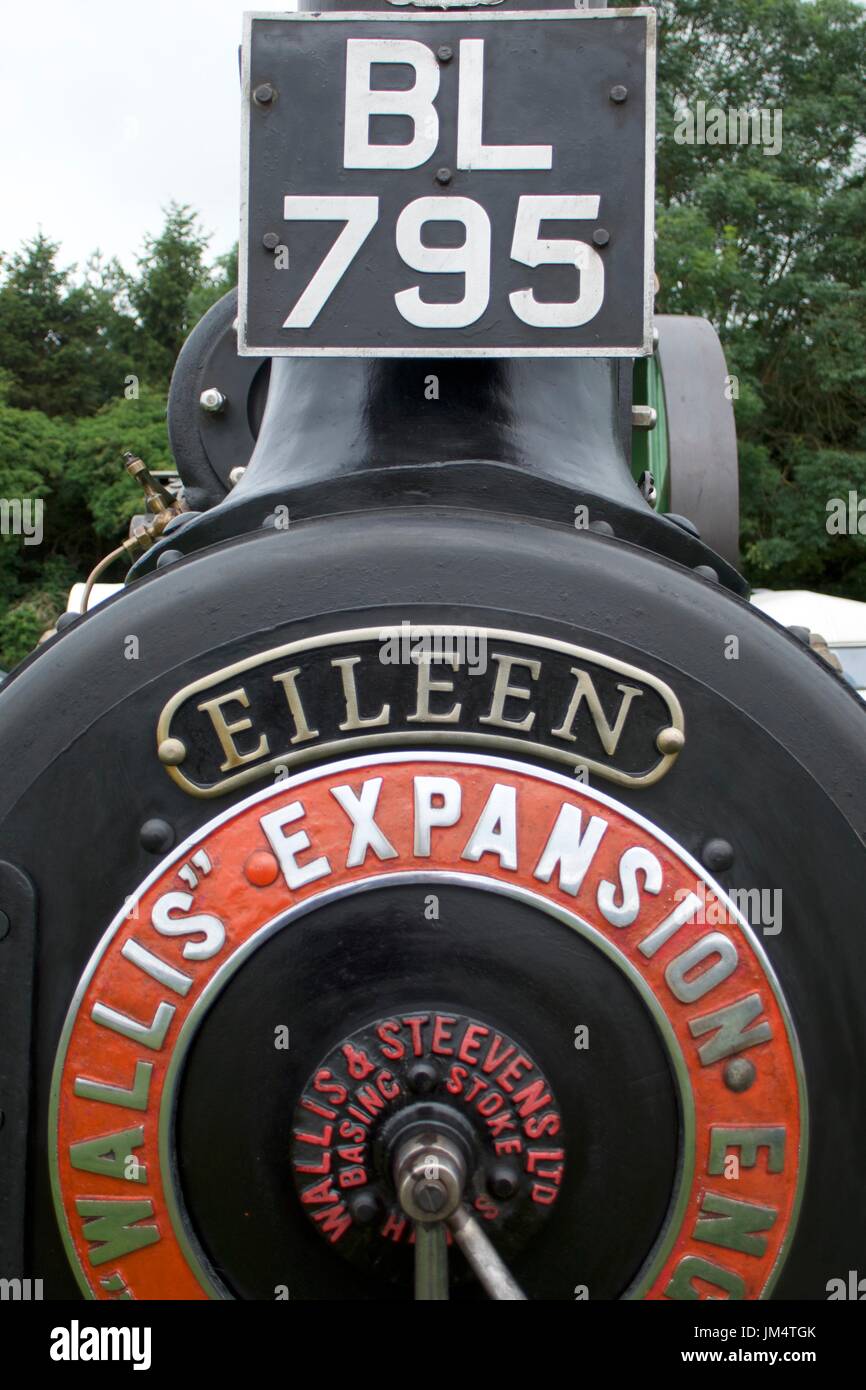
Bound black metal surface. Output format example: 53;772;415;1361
179;883;674;1299
1;511;865;1296
0;861;36;1282
243;11;651;355
167;289;270;511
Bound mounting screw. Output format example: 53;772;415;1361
435;167;453;186
0;910;10;942
694;564;720;584
253;83;275;106
437;45;453;63
262;232;280;251
199;387;226;414
488;1163;520;1200
610;85;629;103
140;819;176;855
407;1060;439;1095
702;838;735;873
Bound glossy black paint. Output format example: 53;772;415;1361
1;512;865;1296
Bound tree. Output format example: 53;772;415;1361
0;234;134;416
652;0;866;596
128;203;212;384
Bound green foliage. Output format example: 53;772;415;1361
129;204;212;382
0;233;134;417
2;1;866;669
0;207;232;671
652;0;866;595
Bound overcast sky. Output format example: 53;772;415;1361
0;1;291;274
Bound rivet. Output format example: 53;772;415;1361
694;564;720;584
158;737;187;767
435;167;453;186
593;228;610;246
724;1057;756;1093
245;851;280;888
262;232;280;251
350;1190;381;1225
407;1060;439;1095
488;1164;520;1200
702;838;735;873
610;85;628;103
156;549;185;569
253;83;275;106
437;45;453;63
588;519;615;537
665;512;701;539
140;819;176;854
656;727;685;756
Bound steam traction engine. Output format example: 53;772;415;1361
1;2;864;1303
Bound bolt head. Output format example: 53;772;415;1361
610;84;629;103
435;167;453;186
199;387;226;414
262;232;280;251
253;83;275;106
140;819;175;855
437;45;453;63
592;228;610;247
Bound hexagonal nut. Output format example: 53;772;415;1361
199;387;226;414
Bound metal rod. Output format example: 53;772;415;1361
448;1205;527;1301
414;1221;449;1301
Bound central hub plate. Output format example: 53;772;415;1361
292;1009;564;1270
